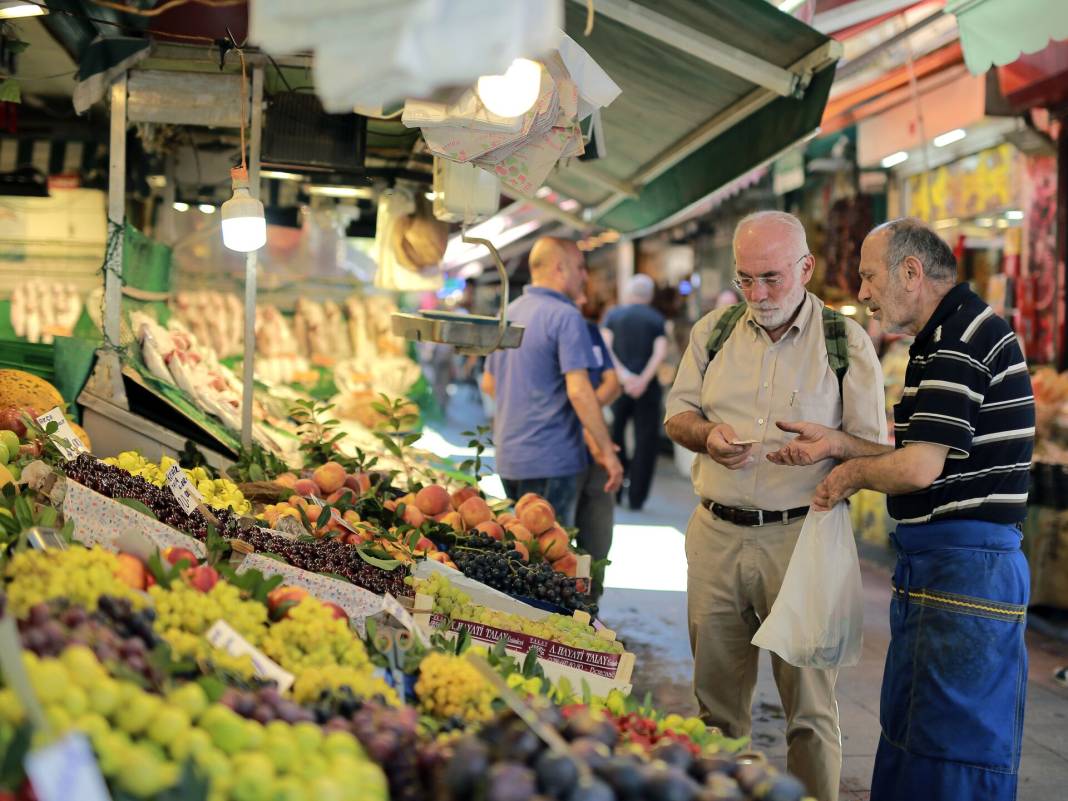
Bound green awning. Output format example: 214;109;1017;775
552;0;841;234
947;0;1068;75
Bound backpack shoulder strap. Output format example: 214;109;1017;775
821;306;850;396
705;302;748;363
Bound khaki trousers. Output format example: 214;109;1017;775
685;503;842;801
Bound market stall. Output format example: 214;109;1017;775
0;2;848;799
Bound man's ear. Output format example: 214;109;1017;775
902;255;924;288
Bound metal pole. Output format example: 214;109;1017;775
240;65;264;448
102;73;128;407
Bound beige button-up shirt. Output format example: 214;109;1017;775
664;292;887;510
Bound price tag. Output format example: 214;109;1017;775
205;620;294;692
25;733;112;801
382;592;429;647
165;463;204;516
35;408;87;461
309;496;362;536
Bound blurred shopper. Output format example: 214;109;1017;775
664;211;886;801
603;273;668;510
575;290;622;599
482;237;622;525
769;218;1034;801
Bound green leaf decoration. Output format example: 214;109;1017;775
354;545;401;571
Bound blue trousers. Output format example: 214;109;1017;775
871;519;1029;801
501;473;581;528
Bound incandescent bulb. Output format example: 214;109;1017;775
476;58;542;118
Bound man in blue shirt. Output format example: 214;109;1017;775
482;237;623;525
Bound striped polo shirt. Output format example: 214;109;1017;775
889;283;1034;525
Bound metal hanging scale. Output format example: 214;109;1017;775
391;233;525;356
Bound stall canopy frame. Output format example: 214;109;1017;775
554;0;842;234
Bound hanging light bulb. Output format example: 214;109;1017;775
476;58;542;118
221;167;266;252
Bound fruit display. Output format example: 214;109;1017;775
3;547;147;619
104;451;252;514
8;279;83;344
412;574;621;654
0;647;390;801
414;651;497;723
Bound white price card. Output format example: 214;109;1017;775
35;407;87;461
382;592;430;647
205;620;295;692
25;733;112;801
165;463;204;516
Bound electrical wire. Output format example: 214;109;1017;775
88;0;247;17
237;45;247;170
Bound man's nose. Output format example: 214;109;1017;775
858;283;871;302
748;282;769;301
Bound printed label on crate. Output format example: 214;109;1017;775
235;552;385;637
64;479;206;558
382;592;429;647
164;463;203;515
206;620;295;692
35;407;87;461
429;614;622;678
25;733;112;801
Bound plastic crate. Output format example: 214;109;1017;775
0;338;56;382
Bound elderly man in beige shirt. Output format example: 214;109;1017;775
664;211;887;801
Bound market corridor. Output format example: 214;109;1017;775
597;455;1068;801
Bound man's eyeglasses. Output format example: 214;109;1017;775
732;253;810;291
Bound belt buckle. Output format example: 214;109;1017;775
756;509;764;526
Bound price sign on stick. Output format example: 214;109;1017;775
164;464;218;525
35;408;87;461
382;592;430;647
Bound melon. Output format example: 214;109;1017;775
0;370;63;412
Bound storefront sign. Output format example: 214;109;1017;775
902;144;1019;223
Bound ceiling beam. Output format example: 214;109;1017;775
812;0;929;35
569;0;799;97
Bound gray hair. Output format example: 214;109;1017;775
877;218;957;283
625;273;655;303
732;210;810;258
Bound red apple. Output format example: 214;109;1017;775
162;546;198;567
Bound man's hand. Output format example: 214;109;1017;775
622;374;646;398
766;421;843;466
813;462;859;511
601;449;624;493
705;423;753;470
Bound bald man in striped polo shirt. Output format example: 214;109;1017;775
769;218;1034;801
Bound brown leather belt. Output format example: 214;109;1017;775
702;499;809;527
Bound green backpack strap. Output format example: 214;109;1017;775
821;306;850;396
705;302;748;362
704;301;851;399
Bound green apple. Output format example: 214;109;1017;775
116;746;178;798
147;706;191;747
168;727;213;761
88;678;122;717
0;430;18;456
199;706;249;755
165;683;209;721
114;692;162;736
0;442;9;465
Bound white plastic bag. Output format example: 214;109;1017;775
751;504;863;669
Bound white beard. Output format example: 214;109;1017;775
749;288;805;330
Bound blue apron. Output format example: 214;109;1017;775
870;519;1029;801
